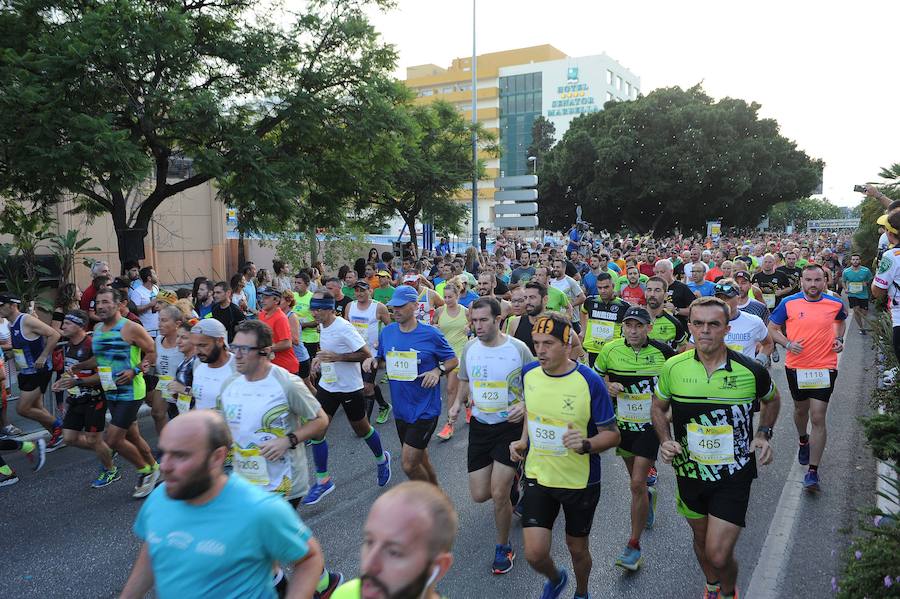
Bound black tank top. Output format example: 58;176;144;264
512;316;535;355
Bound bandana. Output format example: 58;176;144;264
532;316;571;345
310;298;336;311
64;313;86;327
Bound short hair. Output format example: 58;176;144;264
241;262;255;276
850;253;860;259
213;281;229;293
159;305;185;323
294;271;310;284
95;286;118;303
646;276;668;291
324;277;341;286
281;290;296;307
123;260;140;271
378;481;458;556
655;258;673;271
175;288;192;300
139;266;154;282
692;261;708;274
203;411;234;454
90;261;109;277
314;290;335;301
524;280;548;298
65;309;90;330
234;319;273;349
596;273;613;283
470;297;501;318
688;296;730;323
802;264;825;275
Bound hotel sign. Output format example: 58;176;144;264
548;67;600;118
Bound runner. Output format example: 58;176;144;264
619;264;647;306
751;254;792;311
653;296;780;599
323;277;354;320
652;259;695;326
510;313;619;599
532;266;572;321
148;305;186;436
86;287;160;498
51;309;118;487
0;293;64;449
129;266;161;338
477;272;512;318
403;270;444;325
330;481;458;599
363;285;458;484
194;279;214;319
734;270;769;322
447;297;533;575
434;282;469;441
372;270;396;306
190;319;236;410
216;319;342;597
644;277;689;352
776;250;803;296
303;291;391;506
120;410;326;599
842;253;874;334
711;280;773;365
166;320;197;416
346;281;393;424
210;280;246;342
551;258;586;332
767;265;846;491
580;273;629;368
257;286;300;375
594;306;675;571
294;272;321;360
872;212;900;362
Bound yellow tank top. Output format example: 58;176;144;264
437;305;469;357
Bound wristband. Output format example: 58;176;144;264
835;337;844;343
287;433;299;449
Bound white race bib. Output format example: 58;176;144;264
158;375;174;401
98;366;117;391
232;446;270;486
386;351;418;381
352;321;369;337
687;423;735;465
12;349;28;370
616;392;651;424
590;321;615;342
797;368;830;390
527;414;568;456
763;293;776;309
176;393;192;415
473;381;508;413
848;282;864;294
320;362;338;384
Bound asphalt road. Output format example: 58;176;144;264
0;320;878;599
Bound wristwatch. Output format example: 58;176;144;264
287;433;299;449
757;426;773;440
580;440;591;454
438;363;447;376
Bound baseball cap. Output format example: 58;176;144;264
733;270;751;281
877;213;899;235
714;282;740;298
377;270;391;277
190;318;229;347
0;293;21;305
403;274;419;283
156;289;177;305
622;306;652;324
387;285;418;307
354;280;370;290
257;286;282;298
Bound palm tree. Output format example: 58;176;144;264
878;163;900;190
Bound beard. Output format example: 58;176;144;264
526;304;543;317
166;459;214;500
647;298;661;310
199;344;223;364
361;564;433;599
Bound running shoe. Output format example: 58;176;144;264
436;422;454;441
26;438;46;471
492;543;515;575
539;568;568;599
46;428;65;452
132;468;160;499
615;544;642;571
314;571;344;599
0;471;19;487
771;348;780;363
302;479;336;506
798;442;810;466
803;470;820;492
375;403;392;424
1;424;23;437
377;451;392;487
702;584;721;599
646;486;658;530
92;466;121;488
646;465;658;487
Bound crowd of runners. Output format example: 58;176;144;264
2;183;900;599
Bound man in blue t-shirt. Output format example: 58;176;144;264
364;285;458;484
122;411;325;599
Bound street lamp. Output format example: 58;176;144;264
470;0;478;248
527;155;537;174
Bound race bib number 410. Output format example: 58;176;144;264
386;351;418;381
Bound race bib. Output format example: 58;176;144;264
616;392;651;424
848;282;864;294
386;351;418;381
726;343;745;353
176;393;192;415
687;423;735;465
527;414;568;456
763;293;776;309
320;362;338;384
352;321;369;337
232;446;270;486
98;366;117;391
590;321;615;342
797;368;830;390
158;375;174;401
12;349;28;370
473;380;508;413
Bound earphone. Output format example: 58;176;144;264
417;566;441;599
258;349;268;356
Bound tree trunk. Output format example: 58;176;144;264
403;214;418;254
238;228;246;269
309;227;318;266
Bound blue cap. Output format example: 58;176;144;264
387;285;418;307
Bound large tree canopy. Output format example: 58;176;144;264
537;85;823;234
0;0;398;263
766;197;845;230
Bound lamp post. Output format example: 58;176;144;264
470;0;478;248
527;155;537;174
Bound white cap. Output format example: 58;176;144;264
191;318;229;347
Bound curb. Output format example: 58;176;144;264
12;404;152;442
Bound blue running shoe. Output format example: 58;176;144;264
646;486;658;529
92;466;121;489
798;442;810;466
615;544;643;571
492;543;515;575
377;451;392;487
803;470;820;491
302;479;336;505
646;465;658;487
573;594;590;599
539;568;568;599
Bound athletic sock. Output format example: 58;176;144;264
316;569;330;593
628;538;640;550
137;465;152;474
362;427;385;462
809;464;818;473
799;435;809;444
52;417;62;429
0;465;13;476
310;439;329;481
20;441;34;454
706;581;720;592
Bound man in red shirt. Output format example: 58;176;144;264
80;261;111;322
638;247;658;278
619;265;647;306
256;286;300;374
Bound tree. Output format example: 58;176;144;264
853;164;900;267
537;85;823;233
0;0;397;266
527;116;556;161
361;100;498;249
766;197;844;230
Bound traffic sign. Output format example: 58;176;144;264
494;202;538;215
494;175;538;189
495;215;539;228
495;189;538;202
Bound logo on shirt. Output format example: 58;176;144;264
196;540;226;556
166;531;194;550
720;376;739;390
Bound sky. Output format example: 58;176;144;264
361;0;899;207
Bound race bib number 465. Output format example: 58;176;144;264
686;423;735;466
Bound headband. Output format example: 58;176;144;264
64;313;86;327
310;298;336;311
532;316;571;345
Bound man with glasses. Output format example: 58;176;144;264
653;297;779;599
257;286;300;375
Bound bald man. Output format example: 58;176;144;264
332;481;458;599
121;411;324;599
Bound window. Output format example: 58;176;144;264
607;69;613;84
441;87;452;94
617;75;622;90
606;92;614;102
625;82;631;96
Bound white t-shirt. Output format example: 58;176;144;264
318;316;366;393
155;336;185;402
457;335;534;425
129;284;159;335
192;355;236;410
551;276;581;304
874;247;900;326
879;232;890;252
691;311;768;359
